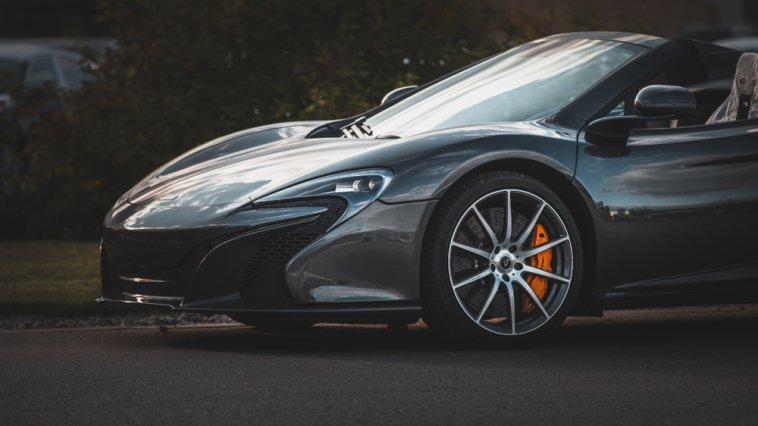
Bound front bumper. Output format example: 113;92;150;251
99;198;436;319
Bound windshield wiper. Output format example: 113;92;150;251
340;116;374;138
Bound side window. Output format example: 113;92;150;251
639;72;671;89
25;56;57;88
606;100;625;117
597;54;709;126
599;72;671;119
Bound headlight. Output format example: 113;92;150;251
254;168;394;225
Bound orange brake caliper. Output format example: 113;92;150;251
521;223;552;313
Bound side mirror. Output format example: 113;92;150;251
634;84;696;117
381;85;417;105
586;85;696;145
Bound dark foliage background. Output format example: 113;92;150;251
0;0;107;37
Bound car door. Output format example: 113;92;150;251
577;118;758;293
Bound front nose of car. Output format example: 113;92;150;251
100;196;347;307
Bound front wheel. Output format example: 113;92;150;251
422;171;583;347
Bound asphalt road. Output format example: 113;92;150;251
2;306;758;425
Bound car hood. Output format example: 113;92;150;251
126;122;389;208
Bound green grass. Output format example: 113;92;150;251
0;241;136;317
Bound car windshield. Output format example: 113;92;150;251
366;38;641;137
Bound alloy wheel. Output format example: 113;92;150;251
447;189;574;335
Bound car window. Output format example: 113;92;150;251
25;56;57;88
598;51;708;123
601;72;671;119
56;55;92;89
606;101;626;117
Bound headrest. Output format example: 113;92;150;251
706;52;758;123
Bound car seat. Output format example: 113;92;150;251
706;52;758;123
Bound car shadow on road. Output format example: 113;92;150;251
163;307;758;360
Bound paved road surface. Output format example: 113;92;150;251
2;306;757;425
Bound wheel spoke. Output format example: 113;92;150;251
453;269;491;289
503;190;512;244
513;276;550;318
521;264;570;283
520;236;569;258
504;281;516;334
472;206;498;248
515;202;545;247
451;241;490;260
477;279;501;322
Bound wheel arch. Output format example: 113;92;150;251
422;158;600;315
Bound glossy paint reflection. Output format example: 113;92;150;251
127;134;388;207
106;200;326;230
158;121;326;177
286;200;436;303
577;119;758;291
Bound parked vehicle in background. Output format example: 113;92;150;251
0;44;95;107
0;37;114;111
0;41;106;200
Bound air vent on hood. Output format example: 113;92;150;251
340;116;374;139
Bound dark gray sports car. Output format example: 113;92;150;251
99;32;758;346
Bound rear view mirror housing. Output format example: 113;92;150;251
381;85;418;105
586;85;696;145
634;84;696;117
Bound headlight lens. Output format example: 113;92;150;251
254;168;394;225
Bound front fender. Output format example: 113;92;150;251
377;121;579;203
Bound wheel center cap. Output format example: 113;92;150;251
493;252;514;273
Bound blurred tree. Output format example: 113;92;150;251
1;0;522;239
0;0;107;37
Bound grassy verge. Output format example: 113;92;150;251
0;241;139;317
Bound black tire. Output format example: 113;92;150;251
230;315;315;332
421;171;583;348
